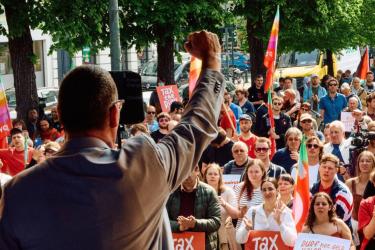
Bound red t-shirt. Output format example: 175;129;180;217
358;196;375;250
220;110;237;135
0;147;33;176
239;135;257;158
319;183;332;194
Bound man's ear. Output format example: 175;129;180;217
109;105;120;128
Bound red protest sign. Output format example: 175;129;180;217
156;85;181;112
245;231;290;250
172;232;205;250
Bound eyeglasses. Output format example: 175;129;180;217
301;108;310;111
273;102;283;106
110;99;125;110
314;202;328;207
262;187;275;192
159;118;170;123
147;111;156;115
328;83;337;86
233;149;246;154
255;147;269;153
307;143;319;149
301;120;312;124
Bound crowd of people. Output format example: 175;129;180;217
1;31;375;249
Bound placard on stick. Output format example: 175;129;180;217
156;85;181;112
172;232;205;250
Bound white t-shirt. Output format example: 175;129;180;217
0;173;12;187
291;163;319;188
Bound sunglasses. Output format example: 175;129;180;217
261;187;275;192
301;120;312;124
288;137;300;141
307;143;319;149
159;118;170;123
147;111;156;115
273;102;283;106
328;83;337;86
255;147;269;153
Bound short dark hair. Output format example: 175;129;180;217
157;112;171;122
170;101;183;113
58;65;117;133
284;76;293;82
10;128;23;137
256;74;263;79
367;71;374;76
12;119;26;130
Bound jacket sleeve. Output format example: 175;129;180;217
235;207;254;244
154;70;225;192
193;190;221;233
279;209;298;247
0;189;21;250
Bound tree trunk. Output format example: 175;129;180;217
3;0;38;122
246;1;266;84
326;49;334;77
156;33;174;85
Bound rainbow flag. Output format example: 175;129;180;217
0;79;12;139
293;136;310;232
264;6;280;92
188;56;202;98
267;90;276;158
357;47;369;81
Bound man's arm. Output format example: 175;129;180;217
0;189;21;250
192;190;221;233
154;31;225;191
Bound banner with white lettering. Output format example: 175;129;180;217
156;85;181;112
245;231;290;250
172;232;205;250
223;174;241;189
294;233;350;250
340;112;354;132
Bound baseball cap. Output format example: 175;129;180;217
239;114;252;121
300;113;313;121
311;74;319;78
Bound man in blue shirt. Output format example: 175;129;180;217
319;78;347;125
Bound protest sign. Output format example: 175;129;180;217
294;233;350;250
223;174;241;189
156;85;181;112
340;112;354;132
245;231;290;250
172;232;205;250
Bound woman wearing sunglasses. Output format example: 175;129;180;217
204;163;240;250
291;136;323;188
302;192;355;250
236;177;297;247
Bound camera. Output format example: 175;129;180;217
351;130;375;148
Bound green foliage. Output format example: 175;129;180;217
118;0;228;51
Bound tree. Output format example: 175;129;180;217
233;0;364;81
0;0;39;121
119;0;228;84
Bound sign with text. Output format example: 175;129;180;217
294;233;350;250
156;85;181;112
340;112;355;132
172;232;205;250
223;174;241;189
245;231;290;250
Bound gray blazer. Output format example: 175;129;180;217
0;69;225;250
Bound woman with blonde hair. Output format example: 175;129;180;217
204;163;240;250
345;151;375;246
302;192;355;250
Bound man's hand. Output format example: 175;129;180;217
184;30;221;71
290;151;299;161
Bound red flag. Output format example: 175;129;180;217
263;6;280;92
188;56;202;98
357;47;369;81
267;90;276;158
293;136;310;232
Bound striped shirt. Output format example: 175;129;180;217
234;182;263;230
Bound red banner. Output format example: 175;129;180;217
245;231;290;250
156;85;181;112
0;85;12;139
172;232;205;250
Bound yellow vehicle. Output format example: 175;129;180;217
275;48;360;90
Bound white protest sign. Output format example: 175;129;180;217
340;112;354;132
294;233;350;250
223;174;241;189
